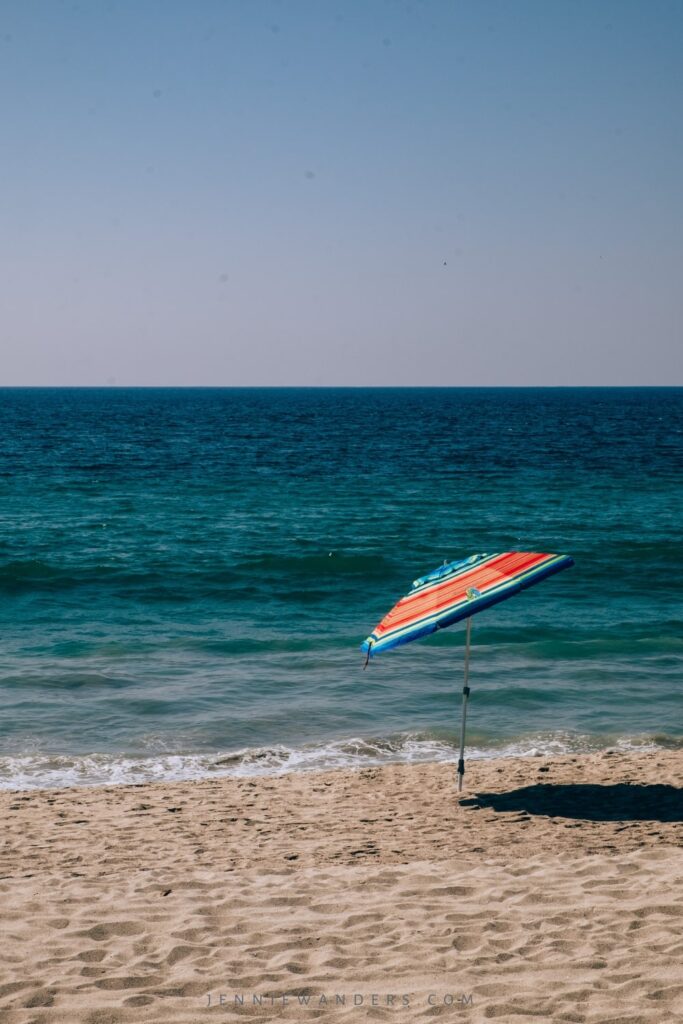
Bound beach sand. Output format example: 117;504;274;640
0;750;682;1023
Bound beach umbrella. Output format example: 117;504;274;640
361;551;574;791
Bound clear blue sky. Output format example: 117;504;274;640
1;0;681;385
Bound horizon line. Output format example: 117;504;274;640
0;384;681;391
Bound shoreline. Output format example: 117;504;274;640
2;750;681;866
1;750;681;1022
1;732;681;792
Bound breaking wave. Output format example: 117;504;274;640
0;730;679;791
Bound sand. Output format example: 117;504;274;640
0;749;682;1024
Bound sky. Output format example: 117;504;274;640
1;0;681;386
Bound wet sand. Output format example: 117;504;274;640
0;749;682;1023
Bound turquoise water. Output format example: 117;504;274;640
0;387;681;788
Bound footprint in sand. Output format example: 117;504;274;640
82;921;145;941
22;988;56;1007
166;944;207;965
76;949;107;963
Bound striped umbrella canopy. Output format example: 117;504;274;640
361;551;574;790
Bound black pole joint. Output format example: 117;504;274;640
462;685;470;697
457;758;465;776
363;641;372;670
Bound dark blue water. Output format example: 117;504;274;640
0;388;681;788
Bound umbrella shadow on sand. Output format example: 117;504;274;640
459;783;683;823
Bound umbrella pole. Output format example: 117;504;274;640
457;617;472;792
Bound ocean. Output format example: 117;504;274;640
0;387;681;789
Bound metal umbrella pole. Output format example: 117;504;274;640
456;617;472;792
